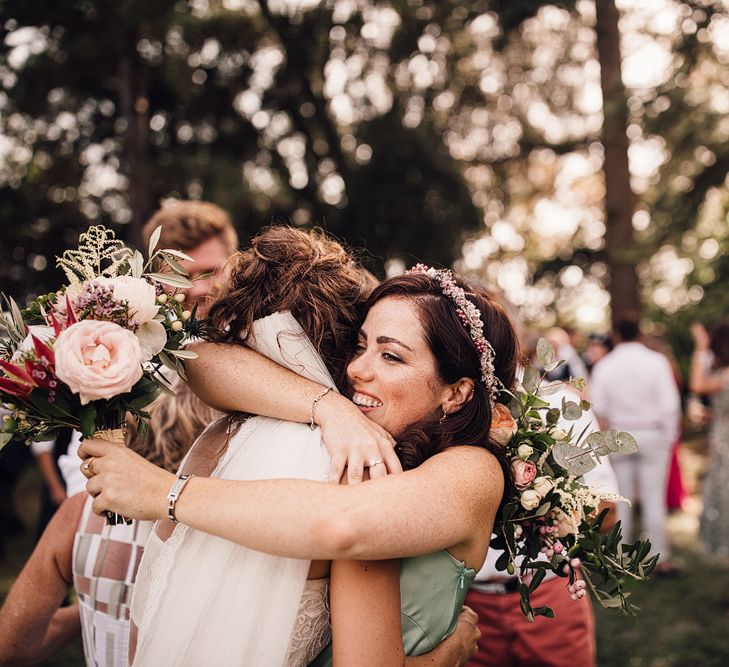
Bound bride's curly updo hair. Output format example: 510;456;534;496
206;226;375;390
363;273;519;486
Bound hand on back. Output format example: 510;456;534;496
316;392;402;484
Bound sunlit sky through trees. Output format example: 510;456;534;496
2;0;728;335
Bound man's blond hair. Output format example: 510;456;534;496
142;200;238;254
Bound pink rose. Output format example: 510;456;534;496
511;457;537;490
54;320;143;405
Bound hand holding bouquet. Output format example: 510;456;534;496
491;339;657;621
0;226;202;522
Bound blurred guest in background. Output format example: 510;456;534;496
31;430;73;536
590;317;681;574
690;321;729;561
0;437;32;555
144;199;238;316
544;327;589;384
584;332;613;376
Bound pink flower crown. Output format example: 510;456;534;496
407;264;498;404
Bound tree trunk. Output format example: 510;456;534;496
120;53;152;249
595;0;641;324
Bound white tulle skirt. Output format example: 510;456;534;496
130;312;335;666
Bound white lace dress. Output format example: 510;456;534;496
129;312;335;666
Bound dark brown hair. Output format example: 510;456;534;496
362;274;519;488
206;226;373;389
710;322;729;369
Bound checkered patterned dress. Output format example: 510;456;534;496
72;496;153;666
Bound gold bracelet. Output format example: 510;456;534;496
310;387;332;431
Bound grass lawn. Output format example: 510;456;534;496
2;435;728;666
595;548;729;667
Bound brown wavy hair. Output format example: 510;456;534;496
361;273;519;494
142;200;238;254
127;379;222;472
206;226;374;390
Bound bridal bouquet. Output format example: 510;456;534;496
0;226;201;503
490;339;657;621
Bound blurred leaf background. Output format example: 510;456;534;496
1;0;728;359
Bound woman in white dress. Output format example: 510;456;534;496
81;233;518;665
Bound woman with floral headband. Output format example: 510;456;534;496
80;263;519;665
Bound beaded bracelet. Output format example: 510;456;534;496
310;387;332;431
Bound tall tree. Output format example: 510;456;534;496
595;0;640;323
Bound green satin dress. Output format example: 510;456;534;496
310;550;476;665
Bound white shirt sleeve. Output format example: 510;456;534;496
653;356;681;443
57;431;87;497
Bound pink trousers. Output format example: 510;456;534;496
465;576;596;667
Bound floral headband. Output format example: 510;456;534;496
407;264;498;404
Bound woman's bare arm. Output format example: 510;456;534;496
186;342;400;482
330;559;404;666
690;352;726;395
689;322;726;395
329;560;480;667
0;493;84;664
81;440;502;564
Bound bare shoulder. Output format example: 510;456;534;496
419;446;504;511
423;444;504;478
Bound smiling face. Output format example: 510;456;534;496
346;296;451;438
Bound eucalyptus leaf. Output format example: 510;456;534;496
552;441;597;476
147;272;193;289
562;400;583;421
616;431;639;455
536;337;558;371
522;366;540;394
586;431;615;456
148;225;162;259
0;432;12;449
537;381;562;396
569;377;587;392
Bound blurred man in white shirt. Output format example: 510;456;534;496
590;317;681;569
